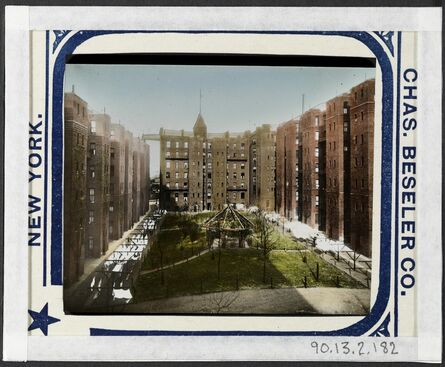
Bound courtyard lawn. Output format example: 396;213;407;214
142;212;215;271
269;230;306;250
134;247;365;302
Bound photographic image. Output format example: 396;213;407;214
63;59;375;315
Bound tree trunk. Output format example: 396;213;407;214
217;248;221;281
262;259;266;283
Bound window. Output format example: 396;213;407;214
88;211;94;224
315;179;319;189
208;173;212;179
175;182;179;189
89;189;95;203
166;172;170;179
315;163;319;173
241;192;245;199
315;131;319;141
315;116;319;126
315;195;319;207
90;120;96;133
175;172;179;179
166;183;170;188
166;151;170;158
88;237;94;250
315;147;319;157
166;161;170;169
175;161;179;169
361;111;364;121
166;141;171;148
241;163;245;169
233;163;236;169
184;162;188;169
109;203;114;212
241;172;245;179
90;166;95;178
90;142;96;156
184;141;188;148
176;141;179;148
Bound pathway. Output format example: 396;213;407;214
123;287;370;315
139;248;210;276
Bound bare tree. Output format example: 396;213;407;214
254;210;277;283
201;290;240;314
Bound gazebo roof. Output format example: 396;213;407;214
203;205;253;232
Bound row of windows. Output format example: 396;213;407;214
165;141;248;150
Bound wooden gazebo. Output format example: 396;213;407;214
202;204;254;248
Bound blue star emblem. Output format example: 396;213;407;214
28;303;60;336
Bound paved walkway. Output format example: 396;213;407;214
123;287;370;315
139;248;210;276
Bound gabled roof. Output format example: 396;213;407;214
203;205;253;232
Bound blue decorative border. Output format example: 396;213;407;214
48;30;397;336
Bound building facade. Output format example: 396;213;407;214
63;92;151;286
157;114;271;212
275;119;299;220
63;92;89;286
349;79;375;256
274;79;374;256
249;124;276;211
86;112;111;258
325;94;351;242
109;123;126;240
301;109;323;228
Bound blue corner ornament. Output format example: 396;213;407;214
369;313;391;337
53;30;71;53
28;303;60;336
374;31;395;56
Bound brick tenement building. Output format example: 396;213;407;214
139;143;150;215
275;119;299;220
301;109;323;228
109;123;126;240
123;130;134;228
276;79;374;256
249;124;276;211
63;92;151;286
325;94;351;243
63;92;89;287
155;114;274;212
349;79;375;256
86;112;111;258
132;137;141;223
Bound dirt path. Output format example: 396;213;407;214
124;287;370;315
139;248;210;276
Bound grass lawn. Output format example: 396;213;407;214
134;247;365;302
142;212;215;271
270;230;306;250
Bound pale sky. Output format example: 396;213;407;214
65;64;375;177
